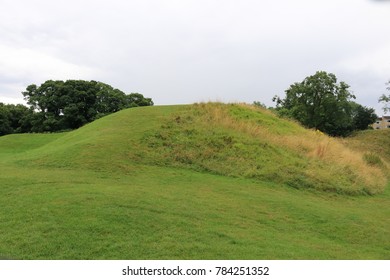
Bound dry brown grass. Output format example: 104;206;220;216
191;102;388;194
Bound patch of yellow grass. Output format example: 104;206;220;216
193;102;388;194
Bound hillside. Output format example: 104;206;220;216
138;103;387;195
0;103;389;259
343;129;390;162
6;103;388;195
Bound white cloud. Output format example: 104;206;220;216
0;44;102;102
338;44;390;80
0;95;25;105
0;44;99;81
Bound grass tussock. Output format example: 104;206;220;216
142;102;387;195
363;153;384;167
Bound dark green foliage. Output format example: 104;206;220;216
0;103;34;136
351;102;378;131
0;104;12;136
126;93;154;107
21;80;153;132
273;71;375;137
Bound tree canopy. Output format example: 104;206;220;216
350;102;378;131
0;103;34;136
273;71;377;136
0;80;153;136
378;80;390;114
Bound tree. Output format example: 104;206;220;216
22;80;153;132
273;71;356;136
94;82;127;118
126;93;154;107
378;80;390;113
22;80;66;131
350;102;378;131
0;103;12;136
0;103;34;136
6;104;34;133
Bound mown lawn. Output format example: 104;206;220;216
0;161;389;259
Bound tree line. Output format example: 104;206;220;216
2;74;388;138
271;71;382;137
0;80;153;136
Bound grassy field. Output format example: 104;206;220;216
0;103;389;259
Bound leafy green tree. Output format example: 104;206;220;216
379;80;390;113
95;82;127;117
0;103;34;136
60;80;98;129
350;102;378;131
5;104;34;133
273;71;356;136
126;93;154;107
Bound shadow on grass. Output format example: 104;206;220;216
0;255;14;260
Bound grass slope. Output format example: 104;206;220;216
343;129;390;163
139;103;387;195
0;103;389;259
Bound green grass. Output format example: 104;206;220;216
0;133;64;156
343;129;390;164
138;103;387;194
0;103;389;259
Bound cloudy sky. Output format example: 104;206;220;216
1;0;389;114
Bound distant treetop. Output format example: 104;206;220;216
273;71;377;137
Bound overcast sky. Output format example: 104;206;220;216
1;0;389;114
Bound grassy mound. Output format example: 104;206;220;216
0;133;64;155
0;103;389;259
8;103;387;195
343;129;390;165
139;103;387;195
